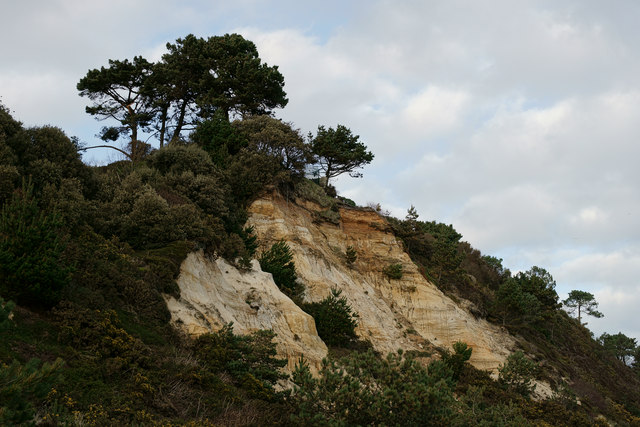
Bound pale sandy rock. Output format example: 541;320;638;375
247;192;517;372
165;191;552;394
164;252;328;373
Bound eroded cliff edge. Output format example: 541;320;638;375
247;192;517;372
166;190;519;375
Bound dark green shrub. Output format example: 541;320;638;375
0;358;64;425
233;115;311;176
259;240;304;301
0;296;15;331
345;246;357;267
191;110;247;165
147;145;216;176
3;126;94;195
120;186;221;249
383;263;403;280
55;303;151;370
0;183;71;308
0;102;22;144
498;351;539;398
303;288;359;347
442;341;473;380
194;323;287;394
291;350;455;426
338;196;356;207
161;171;228;217
226;149;285;205
0;164;19;205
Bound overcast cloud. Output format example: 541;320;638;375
1;0;639;340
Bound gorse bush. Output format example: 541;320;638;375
303;288;359;347
55;303;151;370
345;245;357;267
0;358;64;425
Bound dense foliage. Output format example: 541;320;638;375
259;240;304;301
302;289;359;347
194;323;288;397
0;183;71;308
498;351;539;398
291;350;456;426
78;33;288;154
309;124;374;188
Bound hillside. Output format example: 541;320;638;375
2;88;640;424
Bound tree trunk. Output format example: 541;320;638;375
158;104;168;148
171;100;188;143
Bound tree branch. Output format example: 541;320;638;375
77;145;132;160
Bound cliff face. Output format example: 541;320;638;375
245;192;517;372
166;191;521;377
164;253;328;373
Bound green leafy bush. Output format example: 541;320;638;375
441;341;473;380
0;358;64;425
0;183;71;308
147;145;217;176
194;323;287;396
0;296;15;331
303;288;359;347
498;351;539;398
291;349;455;426
259;240;304;301
383;263;403;280
191;110;247;165
233;115;311;176
345;245;357;267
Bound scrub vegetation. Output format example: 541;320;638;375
1;32;639;425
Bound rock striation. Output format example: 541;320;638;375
166;190;524;377
164;252;328;373
246;192;517;372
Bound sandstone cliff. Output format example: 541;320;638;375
166;190;523;375
245;192;517;372
164;253;328;373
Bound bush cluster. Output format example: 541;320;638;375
382;263;403;280
194;323;287;398
303;288;359;347
259;240;304;301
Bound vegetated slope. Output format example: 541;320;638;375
2;97;640;425
385;196;640;420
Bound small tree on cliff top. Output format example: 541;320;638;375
310;124;373;189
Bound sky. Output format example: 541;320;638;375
2;0;639;341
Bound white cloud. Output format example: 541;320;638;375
401;86;470;138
